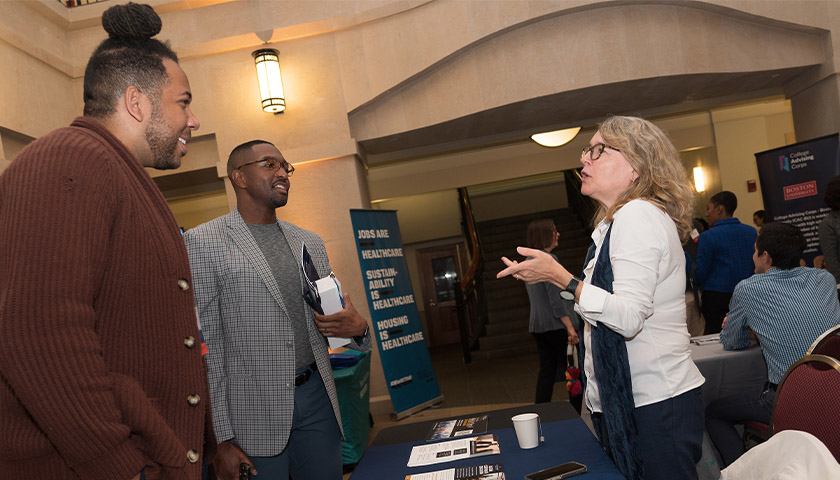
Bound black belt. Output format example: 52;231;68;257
295;362;317;387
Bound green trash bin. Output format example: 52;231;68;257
332;350;371;467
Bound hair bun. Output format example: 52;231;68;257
102;2;162;40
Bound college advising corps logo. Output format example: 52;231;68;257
779;154;790;172
779;150;818;201
779;150;814;172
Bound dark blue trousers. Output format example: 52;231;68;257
634;387;704;480
248;368;342;480
705;383;774;467
597;386;704;480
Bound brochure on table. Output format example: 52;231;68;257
404;463;505;480
407;434;500;467
426;415;489;442
691;334;721;345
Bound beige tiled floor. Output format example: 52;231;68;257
426;344;572;408
344;343;574;478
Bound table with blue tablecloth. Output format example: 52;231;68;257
349;402;625;479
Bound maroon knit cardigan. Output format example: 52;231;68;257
0;117;216;479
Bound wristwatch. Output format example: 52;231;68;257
560;276;580;300
353;325;370;343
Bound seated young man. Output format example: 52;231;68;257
705;222;840;466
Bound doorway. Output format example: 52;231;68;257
416;243;466;347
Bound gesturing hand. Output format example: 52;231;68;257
497;246;570;287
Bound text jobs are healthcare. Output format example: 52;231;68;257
350;210;443;416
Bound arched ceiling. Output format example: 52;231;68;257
349;2;827;165
358;66;817;165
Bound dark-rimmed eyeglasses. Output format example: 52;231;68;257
581;143;620;161
236;159;295;176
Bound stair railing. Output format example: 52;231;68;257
455;187;487;363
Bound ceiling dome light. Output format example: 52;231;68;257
530;127;581;147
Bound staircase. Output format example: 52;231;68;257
472;208;591;361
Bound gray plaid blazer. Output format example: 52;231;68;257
184;208;371;456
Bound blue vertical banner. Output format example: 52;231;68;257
755;134;840;266
349;209;443;418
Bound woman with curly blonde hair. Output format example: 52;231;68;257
499;116;704;480
594;116;697;242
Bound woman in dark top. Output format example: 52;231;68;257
524;219;579;404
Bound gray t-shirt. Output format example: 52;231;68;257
247;222;315;370
524;252;577;333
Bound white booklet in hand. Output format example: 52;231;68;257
301;244;351;349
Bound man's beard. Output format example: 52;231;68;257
269;187;288;208
145;103;181;170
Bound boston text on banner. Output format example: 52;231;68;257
350;209;443;418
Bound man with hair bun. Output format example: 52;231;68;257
0;3;213;479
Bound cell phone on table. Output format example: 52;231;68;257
239;462;251;480
525;461;587;480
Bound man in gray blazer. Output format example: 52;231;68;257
185;140;371;480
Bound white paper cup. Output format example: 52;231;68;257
511;413;540;449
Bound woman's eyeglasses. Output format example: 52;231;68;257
581;143;620;161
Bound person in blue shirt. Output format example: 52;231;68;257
694;191;757;334
705;222;840;467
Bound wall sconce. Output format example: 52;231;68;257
693;166;705;192
252;48;285;114
530;127;581;147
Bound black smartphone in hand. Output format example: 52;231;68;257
239;462;251;480
525;462;587;480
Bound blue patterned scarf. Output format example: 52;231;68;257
576;223;643;480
